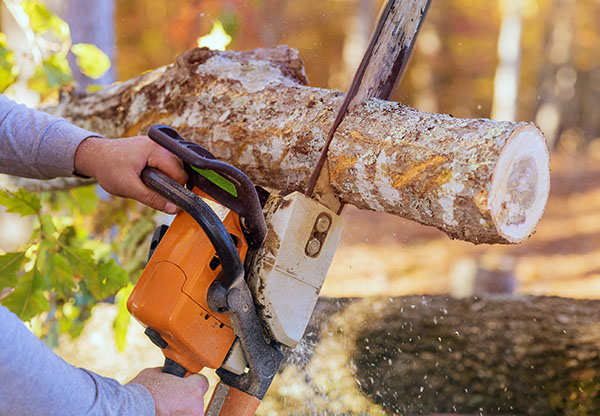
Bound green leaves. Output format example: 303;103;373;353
0;197;48;321
3;268;49;322
0;185;133;349
42;54;72;87
59;244;95;278
0;1;135;351
4;1;112;100
0;33;18;93
48;254;75;300
94;259;129;300
58;300;88;339
71;43;111;80
0;189;41;216
113;284;134;352
69;186;100;216
28;55;73;96
0;252;26;290
59;244;127;301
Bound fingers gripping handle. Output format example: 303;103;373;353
160;357;260;416
206;382;261;416
160;364;261;416
161;366;259;416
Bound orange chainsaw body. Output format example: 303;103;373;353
127;188;248;374
127;124;280;416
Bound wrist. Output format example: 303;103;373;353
74;136;104;178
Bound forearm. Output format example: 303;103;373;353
0;95;98;179
0;305;155;416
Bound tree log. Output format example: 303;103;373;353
46;46;550;244
262;295;600;416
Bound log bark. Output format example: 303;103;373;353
262;295;600;416
45;46;550;245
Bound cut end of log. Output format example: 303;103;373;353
489;124;550;243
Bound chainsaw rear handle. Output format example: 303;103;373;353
141;167;244;291
147;125;266;248
159;363;260;416
156;367;261;416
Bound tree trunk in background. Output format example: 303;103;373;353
411;23;440;114
534;0;575;150
51;0;116;88
257;0;285;48
44;47;550;245
340;0;376;89
491;0;523;122
261;295;600;416
581;69;600;144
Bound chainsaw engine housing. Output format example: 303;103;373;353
127;188;248;374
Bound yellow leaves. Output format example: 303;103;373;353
0;33;18;92
113;284;134;352
71;43;111;80
22;0;70;41
197;20;232;51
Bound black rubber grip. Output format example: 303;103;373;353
162;358;188;378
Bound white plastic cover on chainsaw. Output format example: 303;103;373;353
247;191;343;347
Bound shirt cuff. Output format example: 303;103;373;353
124;383;156;416
35;119;102;178
80;369;157;416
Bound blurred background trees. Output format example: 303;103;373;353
3;2;600;412
110;0;600;151
3;0;599;157
1;0;600;355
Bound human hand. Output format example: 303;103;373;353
128;367;209;416
74;136;188;214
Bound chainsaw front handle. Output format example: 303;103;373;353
147;125;266;248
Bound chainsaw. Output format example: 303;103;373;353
127;1;430;414
127;124;343;415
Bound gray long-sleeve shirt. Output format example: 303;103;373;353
0;95;155;415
